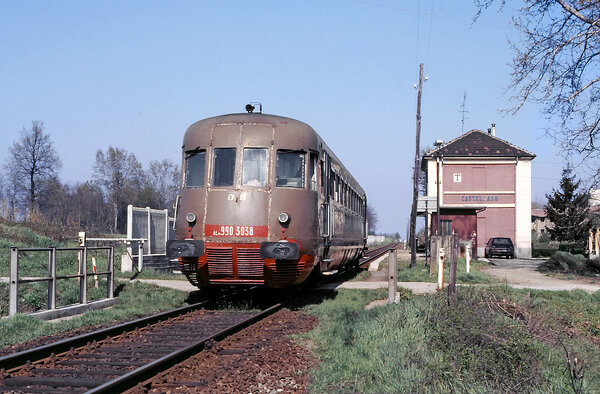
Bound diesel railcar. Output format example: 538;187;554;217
167;110;367;288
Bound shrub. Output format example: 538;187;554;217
532;248;556;258
586;258;600;274
558;243;586;255
539;251;586;273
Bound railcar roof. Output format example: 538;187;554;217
184;113;365;196
186;112;311;129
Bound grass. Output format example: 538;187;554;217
371;252;497;284
0;280;189;348
303;286;600;393
115;269;187;281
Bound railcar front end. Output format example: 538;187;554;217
168;113;323;288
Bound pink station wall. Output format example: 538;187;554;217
438;162;517;255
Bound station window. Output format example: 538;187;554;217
440;220;452;235
242;148;268;187
212;148;236;187
329;170;334;198
185;149;206;188
276;150;305;188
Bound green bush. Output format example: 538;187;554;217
558;242;586;255
586;258;600;274
539;251;586;273
532;248;556;258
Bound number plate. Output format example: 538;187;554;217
204;224;268;238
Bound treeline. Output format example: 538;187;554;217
1;121;180;234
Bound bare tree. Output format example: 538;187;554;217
93;146;143;233
5;121;61;219
476;0;600;180
366;204;378;235
38;177;70;225
145;159;180;212
72;182;111;232
2;171;22;221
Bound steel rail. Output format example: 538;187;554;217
87;303;283;393
358;242;399;268
0;288;253;372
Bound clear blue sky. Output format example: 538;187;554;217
0;1;565;235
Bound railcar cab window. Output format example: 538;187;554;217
242;148;267;187
185;149;206;188
212;148;236;187
309;152;318;191
276;150;305;188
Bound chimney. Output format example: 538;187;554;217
487;128;491;134
491;123;496;136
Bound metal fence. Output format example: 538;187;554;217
9;246;114;317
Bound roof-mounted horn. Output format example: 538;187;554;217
245;102;262;113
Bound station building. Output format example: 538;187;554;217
422;127;535;258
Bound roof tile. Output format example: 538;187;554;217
425;129;535;158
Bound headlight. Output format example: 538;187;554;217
186;212;197;224
278;212;290;224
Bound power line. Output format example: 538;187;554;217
425;0;435;62
351;0;514;30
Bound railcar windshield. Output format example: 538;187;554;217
242;148;268;187
213;148;236;187
185;150;206;188
276;150;305;188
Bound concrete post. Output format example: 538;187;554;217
107;247;114;299
79;247;87;305
146;206;152;254
437;246;445;290
48;248;56;310
387;248;398;304
138;242;144;272
9;247;18;316
466;241;471;273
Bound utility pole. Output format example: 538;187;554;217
409;63;425;268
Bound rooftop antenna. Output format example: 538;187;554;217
459;91;469;132
245;102;262;113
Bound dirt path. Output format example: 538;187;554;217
481;257;600;292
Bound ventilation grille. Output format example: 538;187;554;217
207;248;234;277
237;248;264;277
270;259;305;286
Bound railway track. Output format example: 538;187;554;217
0;300;282;393
359;242;400;268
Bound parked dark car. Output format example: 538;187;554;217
484;237;514;258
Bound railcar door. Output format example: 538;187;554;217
321;151;332;241
203;123;273;241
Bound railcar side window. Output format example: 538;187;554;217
185;150;206;188
276;151;305;188
309;152;318;191
213;148;236;187
242;148;268;187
